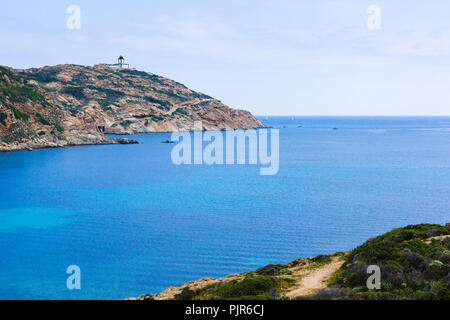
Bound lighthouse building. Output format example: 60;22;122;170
107;55;130;69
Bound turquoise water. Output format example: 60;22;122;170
0;116;449;299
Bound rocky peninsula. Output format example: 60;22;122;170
0;64;263;152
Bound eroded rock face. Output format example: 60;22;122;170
0;66;123;151
0;64;263;151
18;64;264;134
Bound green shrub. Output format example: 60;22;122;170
121;69;165;85
256;264;291;276
175;287;197;300
0;67;49;107
328;224;450;300
36;113;51;125
54;124;64;132
61;86;87;100
215;276;276;299
0;112;6;126
173;108;189;116
11;107;28;121
311;254;333;265
143;95;171;108
175;275;278;300
0;84;46;104
20;68;59;83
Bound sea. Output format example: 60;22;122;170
0;116;449;299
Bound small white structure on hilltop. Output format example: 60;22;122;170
107;55;129;69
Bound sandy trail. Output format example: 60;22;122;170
424;235;450;244
285;258;344;298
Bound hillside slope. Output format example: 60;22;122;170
0;66;135;151
18;64;264;134
320;223;450;300
129;223;450;300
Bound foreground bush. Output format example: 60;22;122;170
319;223;450;300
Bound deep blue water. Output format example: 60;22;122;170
0;116;449;300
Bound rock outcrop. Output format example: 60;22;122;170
0;66;137;151
17;64;264;134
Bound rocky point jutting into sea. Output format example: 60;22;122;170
0;63;263;152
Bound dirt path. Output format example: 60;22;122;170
285;258;344;298
424;235;450;244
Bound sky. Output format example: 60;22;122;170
1;0;450;116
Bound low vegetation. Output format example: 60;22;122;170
23;68;59;83
0;66;48;111
138;223;450;301
36;113;51;126
0;66;65;137
174;275;286;300
0;112;6;126
317;223;450;300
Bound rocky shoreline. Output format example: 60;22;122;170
0;136;138;152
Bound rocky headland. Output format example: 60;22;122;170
0;64;263;152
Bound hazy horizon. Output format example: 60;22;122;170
2;0;450;116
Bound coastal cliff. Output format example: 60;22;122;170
0;66;137;151
18;64;263;134
0;64;263;151
130;223;450;300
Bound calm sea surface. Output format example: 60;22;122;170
0;117;449;299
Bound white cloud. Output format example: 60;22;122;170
378;29;450;57
154;15;238;41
